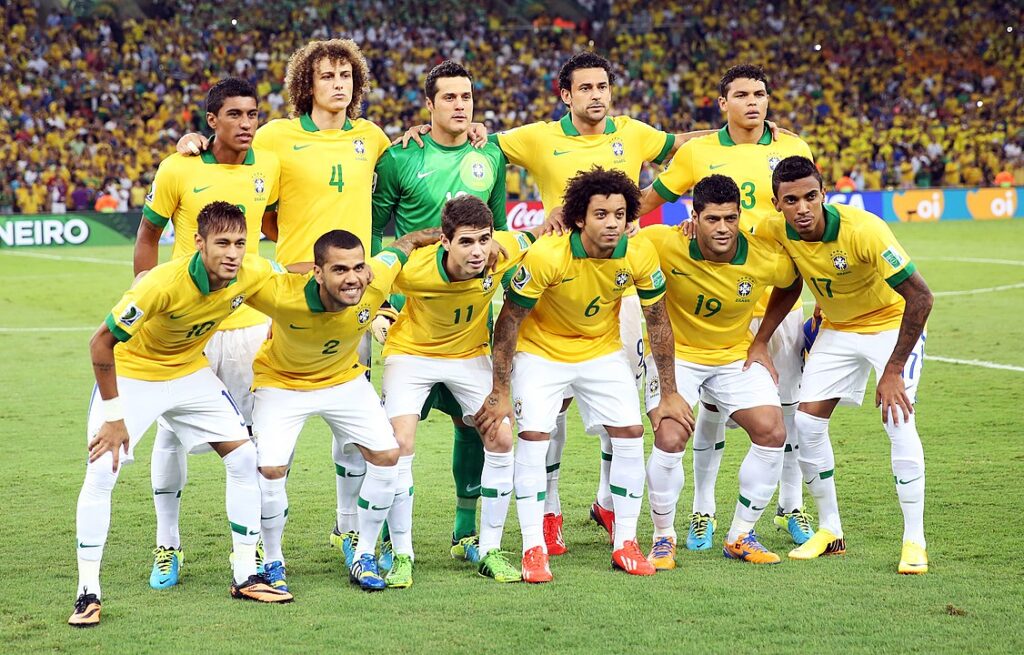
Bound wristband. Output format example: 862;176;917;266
102;397;124;423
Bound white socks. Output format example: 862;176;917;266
609;437;644;549
223;442;261;585
334;442;365;534
76;457;119;598
596;431;614;509
543;410;567;515
646;447;684;539
479;449;514;554
515;438;549;552
691;407;726;515
728;443;784;542
258;474;288;564
777;404;803;512
388;455;415;557
795;411;843;537
885;414;926;546
354;462;396;557
151;426;187;549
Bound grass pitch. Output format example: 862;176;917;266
2;220;1023;653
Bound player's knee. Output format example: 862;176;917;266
85;459;120;491
220;440;257;475
653;420;689;452
606;425;644;439
259;465;288;480
366;447;400;467
755;421;787;449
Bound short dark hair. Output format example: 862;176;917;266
692;174;741;214
719;64;770;98
562;166;641;229
196;201;246;237
771;156;824;196
441;195;493;240
558;51;614;91
424;60;473;103
313;229;363;267
206;77;258;116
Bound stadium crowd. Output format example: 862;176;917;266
2;0;1022;214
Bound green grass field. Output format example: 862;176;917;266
2;220;1023;653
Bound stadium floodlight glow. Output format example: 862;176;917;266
977;101;984;108
1008;26;1014;33
814;44;822;51
231;18;238;25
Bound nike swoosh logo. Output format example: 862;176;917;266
78;543;101;548
154;490;178;495
193;185;212;193
560;277;577;283
371;505;390;511
709;163;727;170
345;472;365;478
248;529;259;535
169;312;190;319
289;323;310;330
553;150;571;156
499;490;512;497
293;144;313;151
416;170;436;179
515;494;534;500
628;492;643;499
896;475;923;485
751;504;766;511
670;269;691;276
465;484;482;494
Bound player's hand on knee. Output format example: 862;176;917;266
396;124;431;149
371;313;394;344
176;133;208;156
876;368;913;425
474;392;512;440
468;122;489;148
88;421;130;472
650;391;694;434
743;342;778;384
539;206;568;236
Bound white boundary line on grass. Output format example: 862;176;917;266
925;356;1024;372
0;250;132;266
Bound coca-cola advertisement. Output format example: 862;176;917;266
505;201;547;230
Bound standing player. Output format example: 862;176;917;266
380;196;537;587
641;175;798;569
136;78;280;589
749;156;933;573
245;228;436;593
371;61;509;565
475;168;693;582
69;204;291;627
637;64;816;550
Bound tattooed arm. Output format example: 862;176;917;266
88;323;130;471
474;300;531;439
389;228;442;257
642;298;695;433
878;271;933;424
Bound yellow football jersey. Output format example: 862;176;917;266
385;231;535;359
507;231;666;363
642;224;798;365
141;145;280;330
246;249;405;390
652;125;812;317
106;253;282;381
760;204;916;333
494;114;674;215
254;114;390;265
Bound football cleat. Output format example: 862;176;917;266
612;540;656;576
330;528;360;568
589;502;615;543
450;532;481;563
774;507;815;545
788;529;846;560
68;591;101;627
385;554;413;589
262;560;289;593
723;531;781;564
478;549;522;583
898;541;928;575
543;513;568;555
149;546;184;589
686;512;716;551
378;539;394;573
230;574;293;603
648;536;677;571
349;553;387;591
521;545;553;583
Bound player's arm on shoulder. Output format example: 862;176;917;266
389;227;442;258
175;132;208;156
641;140;694;216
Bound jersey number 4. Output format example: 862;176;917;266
329;164;344;192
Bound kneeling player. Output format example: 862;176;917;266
70;204;291;627
245;228;435;593
476;167;693;582
642;175;797;569
380;195;537;586
750;156;933;573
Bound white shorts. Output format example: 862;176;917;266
799;328;925;407
382;354;491;420
645;358;780;417
512;351;643;434
251;376;398;467
86;368;249;464
205;322;268;423
619;294;646;391
749;307;804;405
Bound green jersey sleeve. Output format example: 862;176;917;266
371;152;402;256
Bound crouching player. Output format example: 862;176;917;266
476;167;693;582
641;175;798;569
749;156;933;573
70;203;291;627
244;228;437;593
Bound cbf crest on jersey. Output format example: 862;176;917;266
358;307;371;324
252;173;266;200
230;294;246;310
612;140;625;163
736;276;754;301
767;154;782;171
459;151;494;192
482;274;494;292
614;268;631;289
354;138;367;160
831;249;850;273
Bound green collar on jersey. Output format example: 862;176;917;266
570;230;628;259
303;276;326;312
188;251;237;295
717;122;773;147
199;136;256;165
436;244;487;282
785;204;841;242
559;113;617;137
688;232;749;265
300;113;353;132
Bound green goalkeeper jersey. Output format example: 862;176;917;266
371;133;508;256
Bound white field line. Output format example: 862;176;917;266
0;250;131;266
925;356;1024;373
